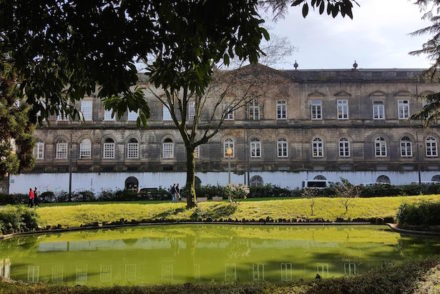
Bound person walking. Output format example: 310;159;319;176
28;188;34;208
176;184;181;201
170;184;176;203
33;187;39;207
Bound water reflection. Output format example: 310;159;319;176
0;225;438;287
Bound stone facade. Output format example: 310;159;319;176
9;65;440;192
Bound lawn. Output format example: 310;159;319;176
30;194;440;229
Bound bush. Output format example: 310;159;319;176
39;191;55;203
72;191;95;202
0;193;27;205
0;206;38;235
249;184;293;198
397;201;440;227
225;185;249;201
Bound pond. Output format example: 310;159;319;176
0;225;439;287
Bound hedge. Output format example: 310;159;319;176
397;201;440;228
0;206;38;235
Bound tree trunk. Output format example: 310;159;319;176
185;145;197;208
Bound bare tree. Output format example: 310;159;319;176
302;188;318;216
333;178;360;215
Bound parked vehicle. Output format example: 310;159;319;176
302;180;328;189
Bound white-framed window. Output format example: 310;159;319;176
224;138;235;158
104;109;115;121
398;100;410;119
311;100;322;120
250;175;264;187
194;146;200;159
127;138;139;159
103;138;115;159
400;137;412;157
248;99;260;120
35;142;44;160
225;106;234;120
277;138;288;158
373;101;385;120
276;100;287;120
312;138;324;158
56;142;68;159
127;110;138;121
339;138;350;157
375;137;387;157
163;106;172;121
80;100;93;121
426;136;438;157
188;102;195;120
79;139;92;159
250;138;261;158
162;138;174;159
337;99;349;120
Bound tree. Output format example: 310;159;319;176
333;178;360;214
302;188;318;216
0;56;35;178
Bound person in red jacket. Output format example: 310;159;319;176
28;188;34;208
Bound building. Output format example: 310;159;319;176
8;65;440;194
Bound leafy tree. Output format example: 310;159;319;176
0;56;35;178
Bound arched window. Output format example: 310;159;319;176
312;138;324;158
376;175;391;184
56;140;68;159
79;139;92;159
103;138;115;159
35;141;44;160
127;138;139;159
250;138;261;158
125;176;139;191
426;136;438;157
375;137;387;157
277;138;288;158
314;175;326;180
432;175;440;183
224;138;234;158
339;138;350;157
163;138;174;159
250;175;263;187
400;137;412;157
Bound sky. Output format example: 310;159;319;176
263;0;433;69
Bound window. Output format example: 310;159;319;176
79;139;92;159
103;138;115;159
35;142;44;160
250;175;263;187
339;138;350;157
314;175;326;180
376;175;390;184
400;137;412;157
225;106;234;120
432;175;440;182
248;99;260;120
194;146;200;159
426;136;438;157
398;100;410;119
81;100;93;121
250;138;261;158
375;137;387;157
224;138;235;158
277;138;288;158
188;102;195;120
163;106;172;121
127;138;139;159
56;141;68;159
312;138;324;158
337;99;349;119
276;100;287;120
373;101;385;120
104;109;115;121
163;138;174;159
311;100;322;120
127;110;138;121
57;111;69;121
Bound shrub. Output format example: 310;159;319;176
397;201;440;227
225;185;249;201
56;191;69;202
0;206;38;235
0;193;27;205
39;191;56;203
72;191;95;202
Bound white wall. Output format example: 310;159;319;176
9;170;440;194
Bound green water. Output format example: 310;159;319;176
0;225;439;286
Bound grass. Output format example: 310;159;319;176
20;194;440;229
0;258;439;293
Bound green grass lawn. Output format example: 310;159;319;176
28;194;440;229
